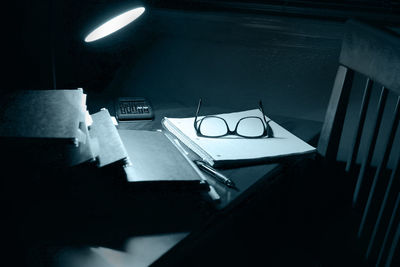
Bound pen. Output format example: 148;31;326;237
194;160;236;188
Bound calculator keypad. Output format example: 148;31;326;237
119;101;150;114
116;98;154;120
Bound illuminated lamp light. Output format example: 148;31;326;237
84;7;145;43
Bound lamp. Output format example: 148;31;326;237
80;2;152;120
61;1;148;94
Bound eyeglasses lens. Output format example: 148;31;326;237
199;117;228;137
236;117;265;137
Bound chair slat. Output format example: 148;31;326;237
340;20;400;96
377;193;400;267
353;87;389;208
359;96;400;239
318;65;354;161
385;220;400;267
346;78;373;173
367;151;400;260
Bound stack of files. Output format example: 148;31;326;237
0;88;135;170
162;109;316;168
0;88;97;167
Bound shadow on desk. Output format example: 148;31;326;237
1;162;328;267
0;161;214;267
149;160;359;267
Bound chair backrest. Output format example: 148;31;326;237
317;20;400;267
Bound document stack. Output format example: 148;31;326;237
0;89;127;168
162;109;316;168
0;89;215;200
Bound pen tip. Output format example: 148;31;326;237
227;181;235;187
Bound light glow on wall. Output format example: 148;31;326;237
84;7;145;43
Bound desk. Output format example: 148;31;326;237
12;104;321;267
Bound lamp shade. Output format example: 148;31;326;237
78;0;148;48
84;6;145;42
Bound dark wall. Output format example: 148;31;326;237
3;0;399;122
2;0;150;92
101;8;343;121
3;2;54;92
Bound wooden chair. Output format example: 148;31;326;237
315;19;400;266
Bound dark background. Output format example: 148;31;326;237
2;0;400;122
1;2;400;266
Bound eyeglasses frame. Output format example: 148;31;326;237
193;99;274;138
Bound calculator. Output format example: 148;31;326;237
115;97;154;120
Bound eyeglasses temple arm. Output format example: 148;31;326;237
259;100;274;137
194;98;202;129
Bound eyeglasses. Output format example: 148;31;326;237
194;99;274;138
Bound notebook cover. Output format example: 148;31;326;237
0;89;85;142
118;129;205;183
0;89;92;166
89;109;128;168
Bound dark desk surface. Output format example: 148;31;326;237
32;103;321;267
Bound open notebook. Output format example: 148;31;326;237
162;109;316;168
